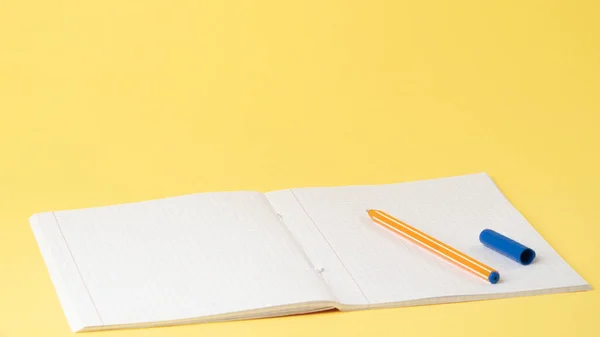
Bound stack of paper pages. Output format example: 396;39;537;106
30;173;590;332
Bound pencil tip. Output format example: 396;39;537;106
366;209;372;213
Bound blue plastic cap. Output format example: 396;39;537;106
520;248;536;265
488;271;500;284
479;229;536;265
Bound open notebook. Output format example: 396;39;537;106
30;173;590;332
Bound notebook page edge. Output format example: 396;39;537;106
30;212;104;332
335;283;592;311
79;300;338;332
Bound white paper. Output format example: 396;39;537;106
31;191;334;331
266;190;369;305
270;173;590;307
31;173;590;332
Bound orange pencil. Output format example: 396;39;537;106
367;209;499;284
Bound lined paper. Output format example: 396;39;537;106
272;173;589;306
30;173;590;331
32;192;333;331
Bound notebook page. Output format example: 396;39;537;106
275;173;589;307
31;191;334;331
266;190;369;305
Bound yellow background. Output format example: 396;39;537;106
1;1;598;336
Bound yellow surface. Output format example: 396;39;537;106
1;1;598;336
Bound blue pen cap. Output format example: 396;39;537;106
479;229;536;265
